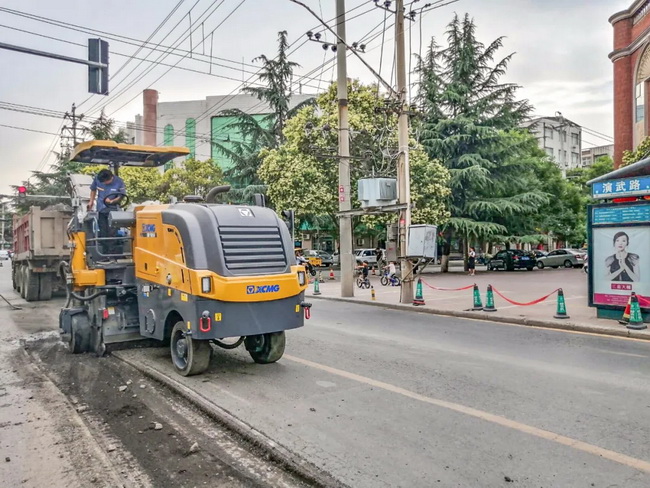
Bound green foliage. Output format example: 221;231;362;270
259;81;451;231
212;31;313;190
416;14;553;243
79;165;163;203
158;158;225;202
86;110;130;142
622;137;650;167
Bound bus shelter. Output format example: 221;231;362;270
587;158;650;323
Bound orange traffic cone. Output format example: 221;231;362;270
619;296;632;325
329;266;335;280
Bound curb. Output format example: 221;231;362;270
113;352;348;488
311;296;650;342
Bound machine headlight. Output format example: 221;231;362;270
297;271;306;286
201;277;212;293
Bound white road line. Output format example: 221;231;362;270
284;354;650;475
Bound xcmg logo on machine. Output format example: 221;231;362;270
246;284;280;294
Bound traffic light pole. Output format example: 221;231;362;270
336;0;354;297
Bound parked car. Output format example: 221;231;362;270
487;249;537;271
300;249;323;267
532;250;547;259
0;250;9;260
355;249;379;266
315;250;333;267
536;249;585;269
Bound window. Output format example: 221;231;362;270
636;82;645;122
572;152;579;164
545;128;554;140
545;147;554;157
185;118;196;159
571;133;579;146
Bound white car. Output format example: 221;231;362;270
0;250;9;260
355;249;379;265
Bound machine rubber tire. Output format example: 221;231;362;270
564;260;573;268
38;273;53;301
23;268;40;302
70;313;91;354
170;321;211;376
537;262;544;269
245;331;286;364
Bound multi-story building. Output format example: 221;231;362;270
581;144;615;167
610;0;650;167
125;89;314;171
522;115;582;174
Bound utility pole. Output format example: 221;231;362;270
1;201;5;250
395;0;413;303
61;103;84;158
336;0;354;297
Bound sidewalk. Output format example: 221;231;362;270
310;268;650;341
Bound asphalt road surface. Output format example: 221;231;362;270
2;260;650;487
123;300;650;488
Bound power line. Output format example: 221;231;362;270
0;123;60;136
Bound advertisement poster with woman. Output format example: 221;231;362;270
592;227;650;306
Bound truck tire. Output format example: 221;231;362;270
38;273;53;301
12;266;19;292
19;266;27;299
23;268;40;302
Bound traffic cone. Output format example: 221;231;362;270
483;284;497;312
412;278;425;306
627;293;647;330
329;266;335;280
371;286;376;301
472;284;483;311
553;288;570;319
313;276;321;296
619;296;632;325
372;266;376;276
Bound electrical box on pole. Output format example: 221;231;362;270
88;38;109;95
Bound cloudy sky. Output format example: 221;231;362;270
0;0;631;195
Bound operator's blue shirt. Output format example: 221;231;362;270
90;175;126;212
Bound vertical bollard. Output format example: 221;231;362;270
412;278;425;306
472;284;483;310
627;293;647;330
371;286;376;301
483;285;497;312
553;288;570;319
313;275;321;296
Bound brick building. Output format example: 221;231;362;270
610;1;650;167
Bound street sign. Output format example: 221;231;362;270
591;176;650;199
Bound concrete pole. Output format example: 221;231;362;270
1;202;4;249
336;0;354;297
395;0;413;303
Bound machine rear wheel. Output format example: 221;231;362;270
245;331;286;364
170;322;211;376
70;313;91;354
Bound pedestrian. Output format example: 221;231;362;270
468;247;476;276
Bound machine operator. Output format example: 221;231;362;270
87;169;127;256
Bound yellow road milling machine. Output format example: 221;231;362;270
58;141;311;376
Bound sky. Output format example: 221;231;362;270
0;0;632;195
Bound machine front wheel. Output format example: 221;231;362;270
245;331;286;364
70;313;91;354
170;322;211;376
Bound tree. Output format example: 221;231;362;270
416;14;548;268
259;81;450;233
86;110;130;142
158;158;225;202
212;31;313;192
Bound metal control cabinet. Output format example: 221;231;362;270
406;225;437;259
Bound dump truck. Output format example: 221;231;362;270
12;175;93;301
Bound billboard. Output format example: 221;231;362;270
589;202;650;309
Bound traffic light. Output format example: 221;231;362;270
281;210;295;238
88;38;109;95
17;186;27;199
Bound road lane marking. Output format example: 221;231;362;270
284;354;650;474
587;348;648;359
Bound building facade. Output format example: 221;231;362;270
581;144;614;167
126;89;313;171
522;116;582;174
610;1;650;167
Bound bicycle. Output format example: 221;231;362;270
380;269;401;287
356;275;371;289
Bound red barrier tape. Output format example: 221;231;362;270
420;279;475;292
491;286;560;307
638;294;650;308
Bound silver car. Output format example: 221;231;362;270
536;249;585;269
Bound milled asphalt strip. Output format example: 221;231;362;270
311;296;650;342
283;354;650;475
113;352;349;488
